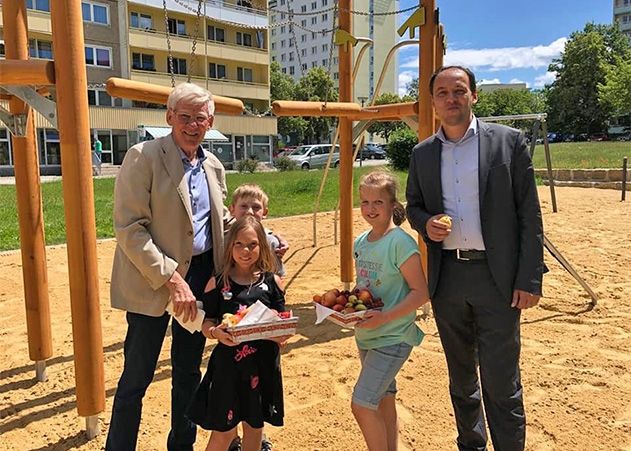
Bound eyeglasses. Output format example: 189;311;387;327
172;110;211;126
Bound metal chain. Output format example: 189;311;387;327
285;3;305;78
323;0;339;108
162;0;176;87
268;3;419;17
188;0;204;83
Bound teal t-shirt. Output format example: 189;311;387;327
353;227;425;350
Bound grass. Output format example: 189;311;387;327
1;140;627;251
0;166;406;251
532;141;630;169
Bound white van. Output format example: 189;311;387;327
287;144;340;170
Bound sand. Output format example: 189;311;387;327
0;186;630;451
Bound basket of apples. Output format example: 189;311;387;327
312;288;384;328
223;302;299;344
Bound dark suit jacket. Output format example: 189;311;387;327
405;120;545;301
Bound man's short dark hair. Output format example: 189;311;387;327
429;66;477;95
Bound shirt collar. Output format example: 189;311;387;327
437;116;478;144
179;146;206;166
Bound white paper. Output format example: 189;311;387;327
314;302;335;325
237;300;280;326
165;300;205;333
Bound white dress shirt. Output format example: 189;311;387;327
437;117;486;251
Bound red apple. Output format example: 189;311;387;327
332;304;344;312
357;289;373;302
323;290;338;308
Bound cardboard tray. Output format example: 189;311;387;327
227;317;299;343
313;302;378;328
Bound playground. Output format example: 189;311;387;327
0;186;630;450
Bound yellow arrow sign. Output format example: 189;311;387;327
397;7;425;39
334;29;358;48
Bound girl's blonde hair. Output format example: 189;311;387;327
221;216;279;281
359;170;407;226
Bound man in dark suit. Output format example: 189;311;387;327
406;66;545;451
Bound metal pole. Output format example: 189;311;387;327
540;119;558;213
50;0;105;437
339;0;354;290
529;120;540;158
3;0;53;382
622;157;628;202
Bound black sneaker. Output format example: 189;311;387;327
261;437;273;451
228;436;242;451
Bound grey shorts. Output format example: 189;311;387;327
352;342;413;410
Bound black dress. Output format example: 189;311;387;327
187;272;286;431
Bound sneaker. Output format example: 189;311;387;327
228;436;242;451
261;437;273;451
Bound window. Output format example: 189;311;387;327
272;15;277;22
209;63;226;79
281;40;286;48
87;89;122;107
0;129;12;167
311;17;317;25
130;12;153;29
92;129;113;163
132;52;155;71
281;53;286;62
41;129;61;166
82;1;109;25
301;19;307;27
322;43;328;51
271;29;276;37
301;48;306;57
301;34;307;43
271;42;276;50
167;18;186;36
322;58;327;66
282;67;286;73
311;46;317;54
312;32;317;39
311;1;317;9
281;26;286;33
289;52;294;61
0;42;5;57
208;26;225;42
322;13;328;21
289;66;295;75
311;61;317;68
301;5;307;12
26;0;50;12
85;45;112;68
333;56;338;64
29;39;53;59
236;32;252;47
334;72;339;80
289;39;294;48
237;67;253;82
173;58;187;75
281;13;285;20
271;55;276;62
322;0;328;5
301;63;307;71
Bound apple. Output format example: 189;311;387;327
332;304;344;312
357;289;373;302
348;294;358;304
313;294;322;304
323;290;338;307
336;294;348;305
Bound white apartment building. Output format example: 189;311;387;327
614;0;631;40
267;0;398;105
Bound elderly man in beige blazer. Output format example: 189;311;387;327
106;83;228;451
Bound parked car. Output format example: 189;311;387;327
287;144;340;170
356;143;387;160
589;133;609;141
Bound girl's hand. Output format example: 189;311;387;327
355;310;388;329
212;324;239;347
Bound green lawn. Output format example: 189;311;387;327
0;166;407;251
532;141;630;169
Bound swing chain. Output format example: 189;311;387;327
188;0;204;83
162;0;175;88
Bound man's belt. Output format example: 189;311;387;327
443;249;486;261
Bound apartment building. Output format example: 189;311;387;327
614;0;631;40
267;0;398;105
0;0;277;174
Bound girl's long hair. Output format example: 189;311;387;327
220;215;279;282
359;170;407;226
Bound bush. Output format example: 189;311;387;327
236;158;258;173
273;156;297;172
386;127;418;171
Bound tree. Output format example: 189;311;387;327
545;23;631;135
405;77;419;100
599;56;631;117
366;92;408;142
473;88;546;128
294;67;338;143
270;62;307;145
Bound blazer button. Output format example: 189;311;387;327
188;230;193;236
185;260;190;266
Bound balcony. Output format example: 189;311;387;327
614;4;631;15
128;28;269;65
0;8;52;34
130;69;270;100
128;0;267;28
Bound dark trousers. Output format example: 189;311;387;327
432;254;525;451
106;251;214;451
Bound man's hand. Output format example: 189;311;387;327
165;271;197;323
426;214;452;242
511;289;540;309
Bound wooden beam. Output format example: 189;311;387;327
0;60;56;86
346;102;418;120
272;100;361;117
105;77;244;115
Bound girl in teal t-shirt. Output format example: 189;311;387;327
351;171;430;451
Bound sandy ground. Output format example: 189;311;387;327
0;186;630;451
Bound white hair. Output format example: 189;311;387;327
167;83;215;115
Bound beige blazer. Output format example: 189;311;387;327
110;134;228;316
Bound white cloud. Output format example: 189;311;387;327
509;78;528;87
398;70;416;96
478;78;501;85
533;71;557;88
400;37;567;72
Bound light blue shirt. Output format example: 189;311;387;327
180;147;212;256
437;117;486;251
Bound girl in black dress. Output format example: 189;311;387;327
188;216;289;451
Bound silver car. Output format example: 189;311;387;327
287;144;341;170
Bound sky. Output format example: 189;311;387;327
395;0;614;95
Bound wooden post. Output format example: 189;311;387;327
622;157;628;202
3;0;53;381
338;0;354;289
50;0;104;435
433;23;444;133
418;0;436;140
